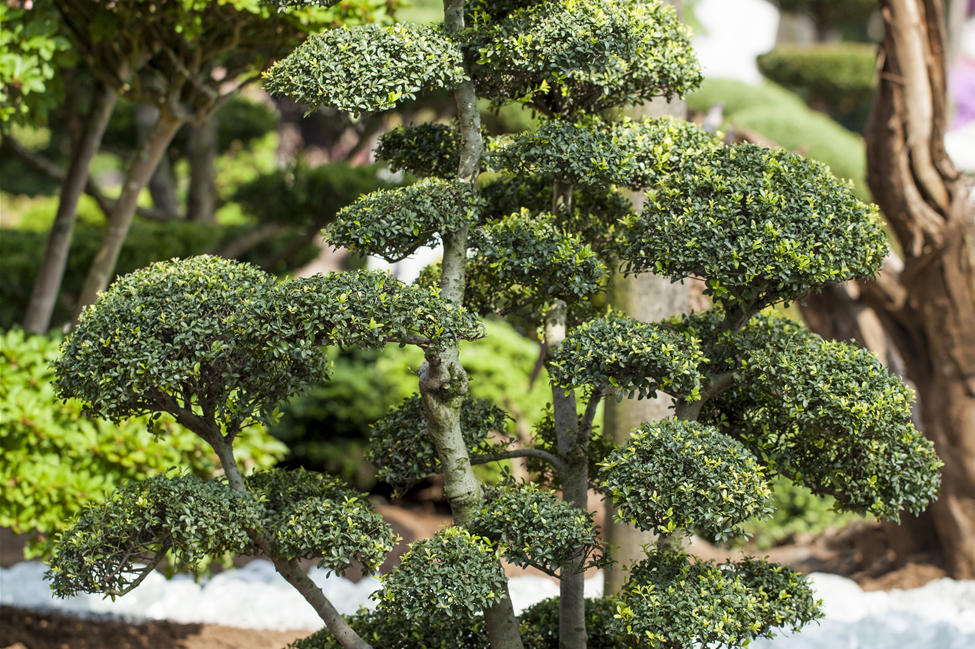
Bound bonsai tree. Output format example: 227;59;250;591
50;1;943;649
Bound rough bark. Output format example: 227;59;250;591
863;0;975;579
187;116;219;223
72;106;185;323
21;82;118;334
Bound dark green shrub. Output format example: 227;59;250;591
757;43;878;132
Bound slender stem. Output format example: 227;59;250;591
210;435;373;649
72;106;185;325
471;448;567;476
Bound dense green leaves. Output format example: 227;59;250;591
48;473;262;597
470;0;702;116
548;312;705;400
54;257;482;437
54;255;322;434
367;394;508;493
376;527;508;621
288;608;490;649
600;420;773;542
376;122;464;179
271;269;485;350
1;329;284;555
328;178;484;261
618;144;887;309
247;469;396;575
519;597;626;649
702;315;942;520
612;545;821;647
469;486;610;577
264;23;466;115
466;210;608;318
493;120;633;187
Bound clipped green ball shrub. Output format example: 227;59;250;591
600;419;774;542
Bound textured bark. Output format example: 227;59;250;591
187;116;219;223
72;106;185;323
22;82;118;334
863;0;975;579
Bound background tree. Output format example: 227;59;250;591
859;0;975;579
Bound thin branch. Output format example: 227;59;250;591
471;447;567;476
105;550;167;597
580;385;608;441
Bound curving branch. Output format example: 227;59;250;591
471;448;567;477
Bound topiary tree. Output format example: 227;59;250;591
49;1;943;649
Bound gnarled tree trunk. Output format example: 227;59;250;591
863;0;975;579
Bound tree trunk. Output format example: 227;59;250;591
187;116;219;223
427;3;525;648
72;106;184;323
23;82;118;334
863;0;975;579
136;103;181;218
603;20;689;592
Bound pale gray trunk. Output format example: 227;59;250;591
72;106;185;323
23;82;118;334
434;2;525;647
187;116;219;223
603;72;689;595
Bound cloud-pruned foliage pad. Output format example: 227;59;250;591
48;473;261;597
328;178;484;262
470;0;702;116
287;608;490;649
54;256;327;434
519;597;626;649
702;315;942;520
376;123;465;179
367;394;508;493
247;469;396;575
479;176;633;258
612;545;821;647
492;120;632;187
600;419;773;542
466;210;607;317
548;312;705;400
468;486;611;577
264;23;465;115
376;527;508;621
614;116;720;190
273;269;485;351
618;144;888;309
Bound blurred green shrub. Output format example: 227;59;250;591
687;78;868;200
270;319;551;491
0;328;287;557
757;43;877;132
0;221;318;331
739;476;866;550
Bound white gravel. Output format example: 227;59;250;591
3;562;975;647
